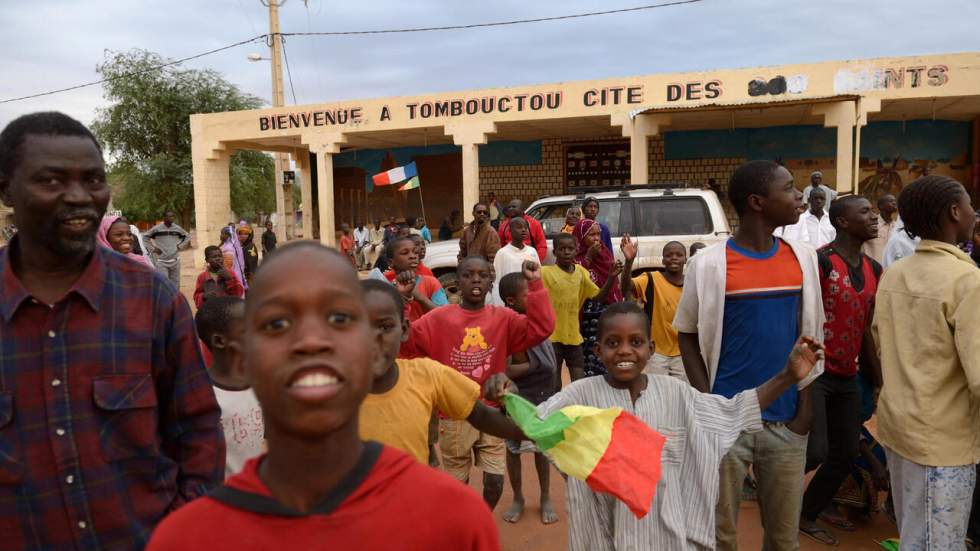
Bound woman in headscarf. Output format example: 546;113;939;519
96;215;153;267
237;223;259;285
221;225;249;291
573;218;623;377
581;197;614;252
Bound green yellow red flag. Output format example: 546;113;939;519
503;393;666;518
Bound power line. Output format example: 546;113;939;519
0;35;267;105
0;1;701;105
280;37;299;104
282;1;702;36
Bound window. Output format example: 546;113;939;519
635;198;712;236
528;202;572;236
594;200;632;236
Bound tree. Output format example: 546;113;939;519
93;49;276;225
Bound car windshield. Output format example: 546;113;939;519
635;197;713;235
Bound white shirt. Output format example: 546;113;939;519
491;243;539;306
540;375;762;550
799;210;836;249
861;214;897;264
673;238;825;390
774;219;809;242
214;387;265;478
802;184;838;204
882;218;920;268
353;227;370;247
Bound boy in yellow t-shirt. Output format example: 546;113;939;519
541;233;620;388
358;280;524;468
620;236;688;381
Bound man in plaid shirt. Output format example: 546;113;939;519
0;112;224;550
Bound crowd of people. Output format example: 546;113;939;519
0;110;977;551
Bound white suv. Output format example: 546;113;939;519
425;185;732;297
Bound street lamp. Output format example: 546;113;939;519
246;53;269;62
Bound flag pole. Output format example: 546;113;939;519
416;184;428;228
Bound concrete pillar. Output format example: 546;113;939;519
853;97;881;195
295;150;313;239
315;151;335;247
611;113;671;185
445;121;496;224
274;157;287;241
190;122;231;269
303;132;346;247
812;101;858;194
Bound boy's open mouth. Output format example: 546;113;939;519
287;365;343;401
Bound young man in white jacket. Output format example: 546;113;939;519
674;160;825;551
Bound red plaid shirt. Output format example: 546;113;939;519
0;240;224;550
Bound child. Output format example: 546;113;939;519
400;256;555;511
689;241;706;258
194;245;245;308
195;297;263;478
491;217;540;306
621;236;687;381
148;242;499;550
498;273;560;525
408;233;435;277
358;279;523;468
487;301;821;550
542;233;618;387
338;223;356;267
373;236;447;322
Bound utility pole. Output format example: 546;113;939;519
263;0;295;241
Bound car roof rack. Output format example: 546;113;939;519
566;182;691;200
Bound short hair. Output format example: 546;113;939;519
597;301;651;339
509;216;528;230
828;195;867;230
195;296;244;348
877;194;895;207
662;240;686;255
498;272;527;302
255;240;353;282
408;234;424;244
728;160;782;215
361;279;405;321
898;175;967;239
582;196;599;209
457;255;489;274
0;111;102;177
204;245;222;257
808;188;827;199
406;216;416;227
689;242;706;256
472;202;488;212
385;236;415;259
553;232;576;249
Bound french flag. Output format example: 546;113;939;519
373;161;418;186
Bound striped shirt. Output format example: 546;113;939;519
538;374;762;550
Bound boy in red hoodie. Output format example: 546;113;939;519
147;242;499;550
400;256;555;510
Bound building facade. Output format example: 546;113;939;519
190;52;980;252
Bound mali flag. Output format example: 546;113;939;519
503;393;666;518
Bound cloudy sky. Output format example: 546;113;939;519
1;0;977;127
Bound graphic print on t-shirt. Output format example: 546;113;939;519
451;327;495;381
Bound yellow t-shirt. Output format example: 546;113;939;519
632;271;683;357
359;358;480;464
541;264;601;345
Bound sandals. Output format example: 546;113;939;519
800;524;840;546
818;511;857;532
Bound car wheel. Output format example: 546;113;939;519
438;272;461;305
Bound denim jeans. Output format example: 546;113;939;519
716;422;809;551
885;446;976;550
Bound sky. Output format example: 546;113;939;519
1;0;978;128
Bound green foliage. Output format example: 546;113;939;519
93;49;275;224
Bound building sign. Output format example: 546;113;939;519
834;64;949;93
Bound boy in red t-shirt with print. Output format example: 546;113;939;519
147;242;499;551
400;256;555;511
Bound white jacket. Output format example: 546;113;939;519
673;237;825;390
